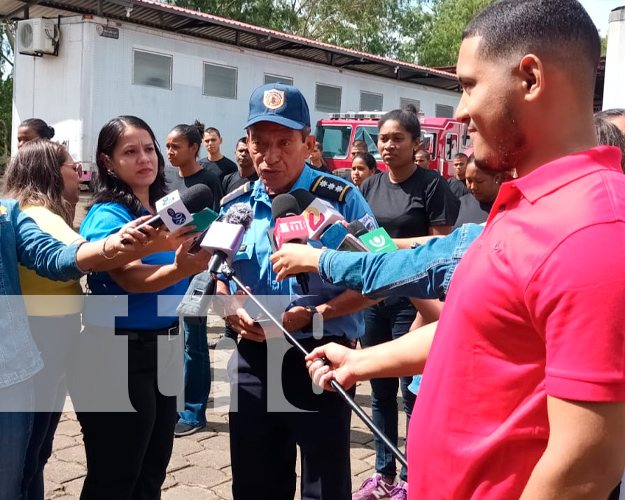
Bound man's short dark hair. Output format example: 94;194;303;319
454;153;468;161
416;150;431;160
463;0;600;85
205;127;221;138
237;136;247;145
351;140;368;152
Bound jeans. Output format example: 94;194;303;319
362;297;417;482
0;378;35;500
178;317;210;427
22;314;80;500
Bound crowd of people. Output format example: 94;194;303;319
2;0;625;499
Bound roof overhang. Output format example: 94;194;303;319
1;0;461;92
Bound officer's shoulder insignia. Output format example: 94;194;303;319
309;176;352;203
220;181;254;207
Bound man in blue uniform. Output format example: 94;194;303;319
217;83;376;499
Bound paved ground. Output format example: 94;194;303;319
43;326;406;500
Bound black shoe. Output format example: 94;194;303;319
174;422;205;437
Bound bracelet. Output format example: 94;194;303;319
99;235;116;260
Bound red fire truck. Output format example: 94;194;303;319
315;112;471;179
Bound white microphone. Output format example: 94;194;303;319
200;203;254;273
290;189;344;241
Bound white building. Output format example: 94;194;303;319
2;0;461;172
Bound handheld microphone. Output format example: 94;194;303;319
320;221;370;252
290;189;344;241
201;203;254;273
271;193;310;294
139;184;214;232
359;227;398;253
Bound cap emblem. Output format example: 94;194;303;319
263;89;285;110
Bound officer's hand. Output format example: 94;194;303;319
225;306;266;342
282;306;315;333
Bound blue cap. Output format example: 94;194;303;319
245;83;311;130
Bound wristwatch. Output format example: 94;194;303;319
304;305;319;319
303;305;319;333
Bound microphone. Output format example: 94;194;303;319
200;203;254;273
359;227;398;253
271;193;310;294
320;220;370;252
290;189;344;241
138;184;214;233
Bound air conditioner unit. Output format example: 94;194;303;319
17;19;59;56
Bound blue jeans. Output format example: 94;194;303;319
362;297;417;482
178;317;210;427
0;378;35;500
22;314;80;500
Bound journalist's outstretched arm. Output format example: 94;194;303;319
271;223;483;300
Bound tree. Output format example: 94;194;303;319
412;0;493;67
164;0;425;60
0;22;14;170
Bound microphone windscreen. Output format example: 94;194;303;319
290;189;317;212
271;194;301;220
223;203;254;229
180;184;214;213
347;220;368;238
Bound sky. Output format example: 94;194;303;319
579;0;624;35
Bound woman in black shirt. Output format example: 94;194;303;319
355;109;459;496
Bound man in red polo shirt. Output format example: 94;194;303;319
305;0;625;499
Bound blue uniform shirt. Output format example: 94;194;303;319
221;166;377;340
80;202;189;330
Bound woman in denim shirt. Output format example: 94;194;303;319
0;197;163;500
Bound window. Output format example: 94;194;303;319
445;133;459;160
203;62;237;99
400;97;420;111
436;104;455;118
354;125;381;161
422;132;438;159
315;124;352;159
316;84;342;113
360;91;383;111
264;74;293;86
133;49;172;90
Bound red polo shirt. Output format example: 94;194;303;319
407;147;625;499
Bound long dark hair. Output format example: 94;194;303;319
4;139;74;225
89;116;168;215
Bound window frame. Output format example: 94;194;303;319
202;61;238;100
132;48;173;90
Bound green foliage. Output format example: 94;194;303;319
0;76;12;173
601;35;608;57
416;0;494;67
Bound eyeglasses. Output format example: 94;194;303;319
63;161;83;177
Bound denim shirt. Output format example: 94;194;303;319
0;200;82;389
318;223;484;301
222;166;378;340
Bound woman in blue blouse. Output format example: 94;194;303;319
73;116;210;499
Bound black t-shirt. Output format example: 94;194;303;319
453;194;493;229
448;176;469;198
222;171;259;195
305;160;331;174
165;165;223;212
200;156;237;182
360;167;460;238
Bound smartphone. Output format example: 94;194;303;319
188;226;210;254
